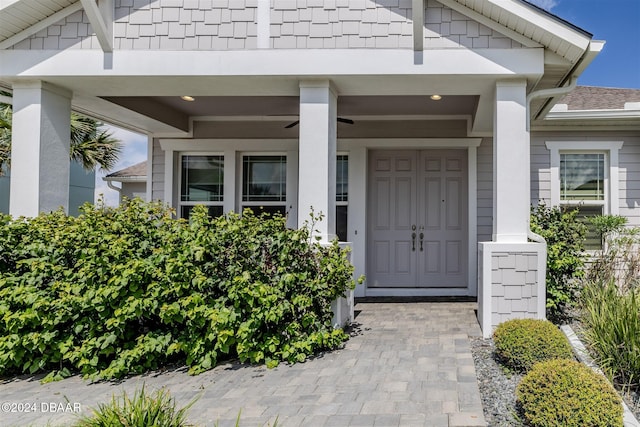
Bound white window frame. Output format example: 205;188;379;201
336;153;348;241
546;141;623;216
238;152;289;216
178;152;225;218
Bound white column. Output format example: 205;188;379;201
298;80;337;241
349;146;367;297
223;149;236;214
493;80;529;243
10;82;71;217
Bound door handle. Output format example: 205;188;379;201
419;226;424;252
411;225;416;251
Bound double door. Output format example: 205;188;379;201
368;150;468;288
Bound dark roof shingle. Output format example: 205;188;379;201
559;86;640;110
105;161;147;178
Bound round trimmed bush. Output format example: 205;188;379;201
516;359;623;427
493;318;573;372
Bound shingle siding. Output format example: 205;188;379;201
531;132;640;227
616;135;640;227
151;139;165;202
530;136;551;205
9;0;523;50
477;137;493;243
491;251;540;327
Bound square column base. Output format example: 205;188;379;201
327;242;355;328
478;242;547;338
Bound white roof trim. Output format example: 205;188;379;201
545;110;640;120
0;1;82;50
103;176;146;183
449;0;592;63
438;0;542;48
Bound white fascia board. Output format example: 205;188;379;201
476;0;591;51
0;2;83;50
536;41;604;119
103;176;146;183
544;110;640;120
79;0;112;52
0;48;544;79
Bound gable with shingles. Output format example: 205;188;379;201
7;0;525;51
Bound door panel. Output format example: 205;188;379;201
368;149;468;289
395;178;413;228
425;178;441;229
446;178;462;230
424;241;441;274
368;151;417;287
417;150;467;287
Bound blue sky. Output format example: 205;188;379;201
97;0;640;204
94;126;147;205
529;0;640;89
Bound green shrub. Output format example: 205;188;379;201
516;359;623;427
75;385;196;427
493;318;573;372
585;224;640;292
530;204;587;322
0;199;359;380
580;279;640;390
590;214;628;247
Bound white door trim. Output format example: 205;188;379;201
340;138;480;297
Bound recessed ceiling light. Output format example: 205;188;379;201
181;96;195;102
430;95;442;101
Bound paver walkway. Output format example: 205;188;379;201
0;302;486;427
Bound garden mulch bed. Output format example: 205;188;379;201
470;325;640;427
470;337;525;427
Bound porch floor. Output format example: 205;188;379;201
0;302;486;427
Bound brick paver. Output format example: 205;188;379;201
0;302;486;426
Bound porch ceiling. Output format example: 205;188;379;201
98;94;478;137
102;95;478;118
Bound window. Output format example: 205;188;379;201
560;153;605;202
242;155;287;216
336;155;348;241
179;155;224;219
560;153;605;250
547;141;623;250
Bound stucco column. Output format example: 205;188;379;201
298;80;337;241
492;80;529;243
10;82;71;216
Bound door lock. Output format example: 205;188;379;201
419;225;424;252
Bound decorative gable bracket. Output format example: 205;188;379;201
79;0;113;52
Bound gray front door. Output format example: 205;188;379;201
368;150;468;288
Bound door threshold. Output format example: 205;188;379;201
356;296;477;303
364;287;473;298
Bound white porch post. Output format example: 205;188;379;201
297;80;337;242
478;80;547;338
10;82;71;217
493;80;529;243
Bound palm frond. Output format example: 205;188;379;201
0;104;11;175
0;107;123;173
70;128;123;171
